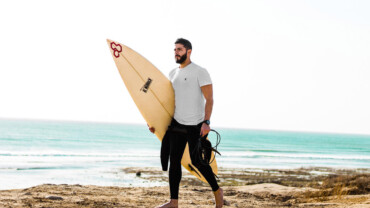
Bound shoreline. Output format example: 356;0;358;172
121;166;370;187
1;167;369;207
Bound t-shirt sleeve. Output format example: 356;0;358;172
169;68;175;80
198;68;212;87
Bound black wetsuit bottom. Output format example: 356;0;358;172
168;119;219;199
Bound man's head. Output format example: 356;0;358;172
174;38;192;64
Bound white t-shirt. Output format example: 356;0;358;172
169;62;212;125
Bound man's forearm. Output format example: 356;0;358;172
204;99;214;121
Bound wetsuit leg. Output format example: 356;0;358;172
168;132;187;199
187;131;220;192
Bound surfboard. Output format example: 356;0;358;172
107;39;218;183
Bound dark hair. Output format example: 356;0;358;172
175;38;192;50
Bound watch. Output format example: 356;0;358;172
203;120;210;125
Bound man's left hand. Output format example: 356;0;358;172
200;123;210;137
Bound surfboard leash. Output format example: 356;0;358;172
193;129;222;167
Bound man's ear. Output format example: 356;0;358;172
187;49;192;56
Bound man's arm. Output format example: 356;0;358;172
200;84;213;136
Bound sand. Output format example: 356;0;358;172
1;167;369;208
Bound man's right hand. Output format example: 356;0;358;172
147;124;155;134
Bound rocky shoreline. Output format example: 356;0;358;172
1;167;369;207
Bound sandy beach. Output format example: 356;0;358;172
1;167;369;208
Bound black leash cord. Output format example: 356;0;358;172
207;129;222;164
193;129;222;166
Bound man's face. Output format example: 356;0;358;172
174;43;187;64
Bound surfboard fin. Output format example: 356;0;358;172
140;78;152;93
188;164;201;178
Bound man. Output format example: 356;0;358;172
150;38;223;208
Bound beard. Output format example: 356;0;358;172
175;52;187;64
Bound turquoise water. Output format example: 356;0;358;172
0;119;369;190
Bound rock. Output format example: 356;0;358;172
224;199;231;206
45;196;63;200
136;171;141;177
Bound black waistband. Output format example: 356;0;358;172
171;119;203;128
168;119;203;134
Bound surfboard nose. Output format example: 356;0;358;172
107;39;124;48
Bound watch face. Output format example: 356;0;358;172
205;120;210;125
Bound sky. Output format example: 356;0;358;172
0;0;370;135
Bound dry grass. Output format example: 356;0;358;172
299;173;370;202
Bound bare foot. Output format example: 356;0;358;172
214;188;223;208
155;199;178;208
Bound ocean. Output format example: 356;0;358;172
0;119;369;190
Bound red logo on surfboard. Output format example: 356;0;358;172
110;42;122;58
